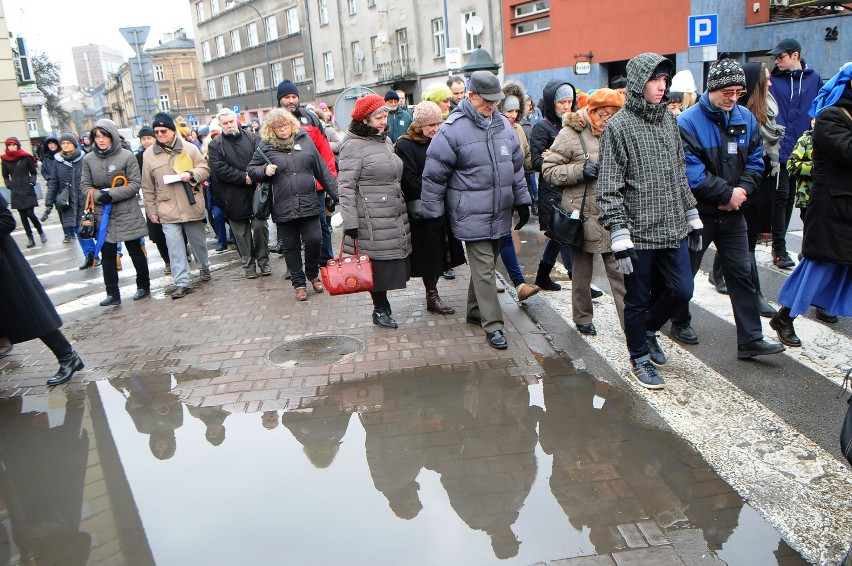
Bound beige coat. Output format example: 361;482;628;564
512;122;533;172
141;137;210;224
541;109;612;255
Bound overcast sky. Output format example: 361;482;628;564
3;0;195;85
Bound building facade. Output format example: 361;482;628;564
147;30;206;125
72;44;125;90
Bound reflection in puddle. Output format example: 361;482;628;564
0;360;805;564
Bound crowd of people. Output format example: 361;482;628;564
0;37;849;391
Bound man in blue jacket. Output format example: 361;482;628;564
673;58;785;359
421;71;531;350
767;38;821;268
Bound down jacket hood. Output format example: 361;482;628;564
540;78;578;124
498;80;526;114
625;52;673;124
90;119;124;157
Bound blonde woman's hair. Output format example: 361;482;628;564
261;108;301;141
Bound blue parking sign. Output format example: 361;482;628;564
232;105;241;113
688;14;717;47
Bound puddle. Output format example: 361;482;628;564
0;358;805;565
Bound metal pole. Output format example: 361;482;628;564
240;1;275;108
159;57;181;116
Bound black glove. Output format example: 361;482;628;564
514;205;530;230
582;161;599;181
344;228;358;240
96;190;113;204
40;207;52;222
688;228;703;252
325;194;339;213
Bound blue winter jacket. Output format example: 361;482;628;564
421;98;530;241
769;62;821;160
677;91;764;219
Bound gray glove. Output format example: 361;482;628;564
610;228;637;275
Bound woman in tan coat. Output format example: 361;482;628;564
542;89;626;336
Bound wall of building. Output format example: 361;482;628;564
0;6;32;156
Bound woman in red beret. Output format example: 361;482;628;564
338;94;412;328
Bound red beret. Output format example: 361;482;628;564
351;94;387;122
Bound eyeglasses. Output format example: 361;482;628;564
153;128;171;135
719;89;747;99
595;110;614;119
273;123;291;130
773;52;789;62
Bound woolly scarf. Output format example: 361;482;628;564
1;147;35;164
156;136;178;155
60;148;83;163
266;132;296;150
760;93;785;175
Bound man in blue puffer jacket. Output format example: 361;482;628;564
767;38;821;268
422;71;531;351
672;58;785;360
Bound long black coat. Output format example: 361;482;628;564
802;98;852;265
208;130;258;220
0;195;62;343
1;156;37;210
46;151;84;230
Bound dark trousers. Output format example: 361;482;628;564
17;207;43;238
41;329;73;361
624;240;693;360
278;216;321;288
771;168;795;253
318;191;334;265
671;215;763;345
101;239;150;296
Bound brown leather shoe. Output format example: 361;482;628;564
310;278;324;293
426;290;455;314
295;287;308;301
516;282;541;301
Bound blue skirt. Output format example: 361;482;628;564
778;259;852;317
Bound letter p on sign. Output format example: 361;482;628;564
688;14;718;47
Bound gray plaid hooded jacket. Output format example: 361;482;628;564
596;52;697;250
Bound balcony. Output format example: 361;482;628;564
377;58;416;82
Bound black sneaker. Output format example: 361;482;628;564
631;359;665;390
773;251;795;269
646;333;667;365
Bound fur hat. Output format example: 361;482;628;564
706;58;746;92
152;112;176;131
351;94;386;121
412;101;443;127
586;88;624;113
498;80;525;114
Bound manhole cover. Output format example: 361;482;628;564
265;335;364;369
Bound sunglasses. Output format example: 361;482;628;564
153;128;171;135
719;89;747;99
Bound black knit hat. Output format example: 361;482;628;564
384;90;400;101
610;75;627;89
138;126;155;138
706;58;747;92
277;79;299;102
59;133;78;146
152;112;176;131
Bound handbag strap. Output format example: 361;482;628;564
337;234;361;261
85;188;95;212
575;132;590;219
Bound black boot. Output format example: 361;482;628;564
372;308;398;329
708;254;727;294
769;306;801;347
26;235;35;248
535;262;561;291
750;252;776;318
46;351;84;386
79;253;95;270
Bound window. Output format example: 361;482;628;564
271;62;284;85
348;0;356;16
318;0;328;25
367;0;375;6
462;12;477;52
236;71;247;94
210;0;219;16
195;1;205;22
513;0;549;18
292;56;306;82
27;118;38;135
253;67;265;90
370;35;382;66
159;94;170;112
154;64;165;81
230;29;241;51
202;41;211;62
352;42;364;75
396;28;409;61
323;51;334;81
221;75;231;97
215;35;225;58
265;15;278;41
207;79;217;99
514;17;550;35
247;22;259;47
432;18;445;58
286;7;300;34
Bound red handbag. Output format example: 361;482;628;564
320;236;374;295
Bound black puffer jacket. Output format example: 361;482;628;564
1;155;37;210
46;150;85;229
208;130;258;220
531;78;578;231
247;129;338;223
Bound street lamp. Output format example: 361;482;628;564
155;56;181;117
238;0;275;108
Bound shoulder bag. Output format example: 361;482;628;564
320;234;374;296
56;182;71;210
79;188;97;240
545;132;590;251
252;147;273;220
840;368;852;465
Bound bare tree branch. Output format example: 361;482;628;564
31;53;70;131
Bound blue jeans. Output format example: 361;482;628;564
499;234;524;286
211;206;228;248
541;238;573;274
318;191;333;265
525;171;538;202
623;239;693;360
76;227;96;256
